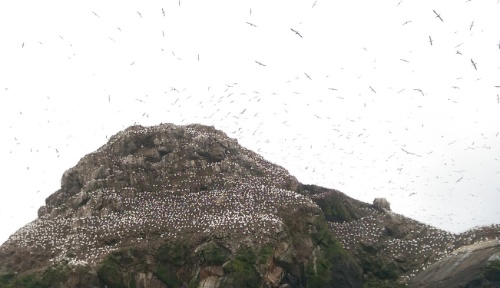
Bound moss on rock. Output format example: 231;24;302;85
97;256;126;288
483;259;500;282
223;258;260;288
154;263;180;288
195;241;230;266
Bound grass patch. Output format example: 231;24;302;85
483;259;500;282
97;256;125;288
155;263;180;288
195;241;230;266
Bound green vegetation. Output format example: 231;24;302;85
223;259;260;287
360;257;400;280
3;274;41;288
156;241;190;266
129;277;137;288
305;218;338;287
315;196;357;222
39;264;71;286
188;276;200;288
0;273;15;286
154;240;196;287
195;241;230;266
234;246;257;264
362;279;407;288
218;245;263;287
0;264;74;288
483;259;500;282
97;247;152;288
306;214;364;287
257;243;274;265
0;273;39;288
97;255;126;288
155;263;180;288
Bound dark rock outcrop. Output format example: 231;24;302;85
372;198;391;212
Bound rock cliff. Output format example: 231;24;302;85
0;123;499;288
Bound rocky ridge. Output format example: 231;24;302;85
0;123;499;288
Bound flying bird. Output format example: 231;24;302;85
255;60;266;66
456;50;462;55
400;59;409;63
402;20;412;26
497;94;499;104
401;148;422;157
162;8;165;16
246;22;257;27
471;59;477;70
21;43;24;48
429;36;433;45
433;10;443;22
470;21;474;31
414;89;424;96
312;0;318;8
290;28;303;38
130;62;135;65
91;11;100;18
137;11;142;18
369;86;376;93
304;73;312;80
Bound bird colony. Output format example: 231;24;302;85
323;194;500;280
0;124;315;267
1;123;499;284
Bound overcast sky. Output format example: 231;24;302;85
1;0;500;244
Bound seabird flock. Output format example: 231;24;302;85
327;206;500;280
1;125;315;266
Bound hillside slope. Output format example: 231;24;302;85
0;123;499;288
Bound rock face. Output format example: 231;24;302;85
0;123;499;288
372;198;391;212
411;240;500;287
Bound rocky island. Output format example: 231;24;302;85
0;123;499;288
